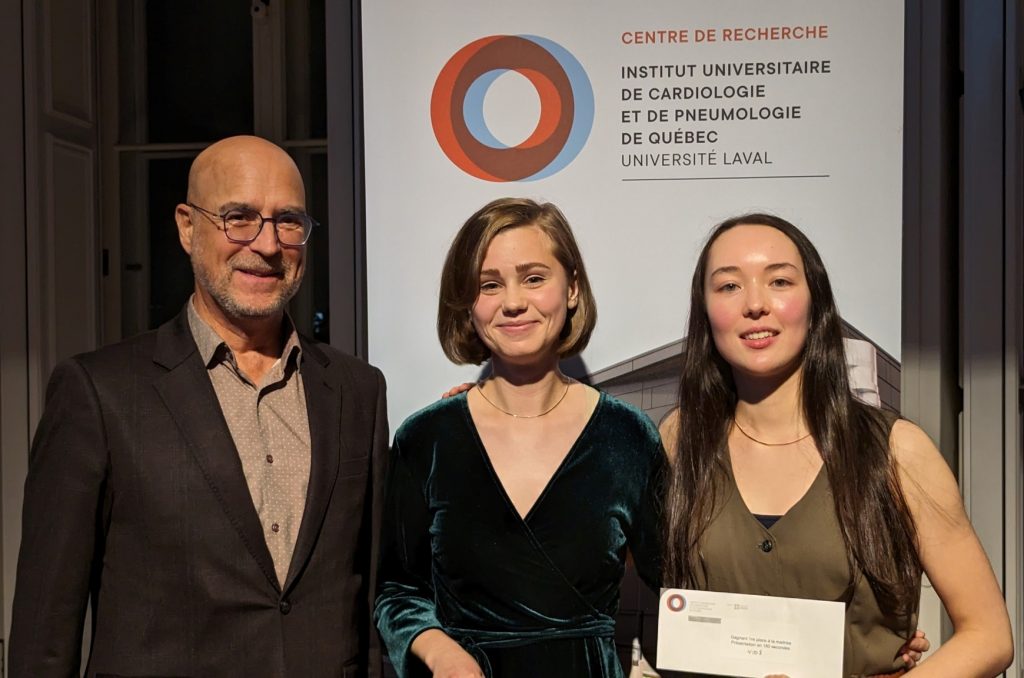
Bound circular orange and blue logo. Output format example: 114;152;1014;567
431;35;594;182
666;593;687;612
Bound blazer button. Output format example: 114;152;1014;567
280;600;292;615
759;538;774;553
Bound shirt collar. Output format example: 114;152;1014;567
186;295;303;370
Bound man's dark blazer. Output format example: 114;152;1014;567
9;307;387;678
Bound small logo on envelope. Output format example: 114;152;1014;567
665;592;687;612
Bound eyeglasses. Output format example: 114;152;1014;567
188;203;316;247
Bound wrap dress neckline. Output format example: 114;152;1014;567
460;390;605;524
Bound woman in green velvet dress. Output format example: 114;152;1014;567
374;198;664;678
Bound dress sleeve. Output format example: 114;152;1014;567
626;420;666;593
373;434;443;677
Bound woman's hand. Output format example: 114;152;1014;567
441;382;475;399
429;646;485;678
762;630;928;678
412;629;485;678
899;629;930;667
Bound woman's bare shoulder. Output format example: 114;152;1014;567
888;418;965;522
889;418;948;481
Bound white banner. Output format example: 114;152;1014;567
361;1;904;425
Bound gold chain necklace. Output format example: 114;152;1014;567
732;420;811;446
475;379;571;419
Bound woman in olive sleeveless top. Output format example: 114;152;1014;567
659;214;1012;677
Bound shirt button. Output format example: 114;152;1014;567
266;454;274;464
279;600;291;615
271;522;280;533
760;539;774;553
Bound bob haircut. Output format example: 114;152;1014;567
437;197;597;365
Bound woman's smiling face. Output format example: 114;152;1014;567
704;224;812;381
471;225;578;368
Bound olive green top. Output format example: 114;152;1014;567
696;443;919;677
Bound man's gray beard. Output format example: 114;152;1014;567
192;256;303;320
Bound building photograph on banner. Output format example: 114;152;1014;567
362;1;904;424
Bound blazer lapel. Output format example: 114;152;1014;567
151;311;280;592
284;340;342;592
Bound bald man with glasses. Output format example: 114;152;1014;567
10;136;387;678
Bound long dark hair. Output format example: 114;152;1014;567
664;213;921;628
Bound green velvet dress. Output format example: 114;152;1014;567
374;392;664;678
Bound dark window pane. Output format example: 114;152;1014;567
285;0;326;140
119;154;194;336
146;157;195;329
146;1;254;142
288;150;329;342
309;152;329;342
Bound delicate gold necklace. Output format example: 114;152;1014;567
475;379;571;419
732;419;811;446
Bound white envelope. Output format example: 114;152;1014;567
656;589;844;678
